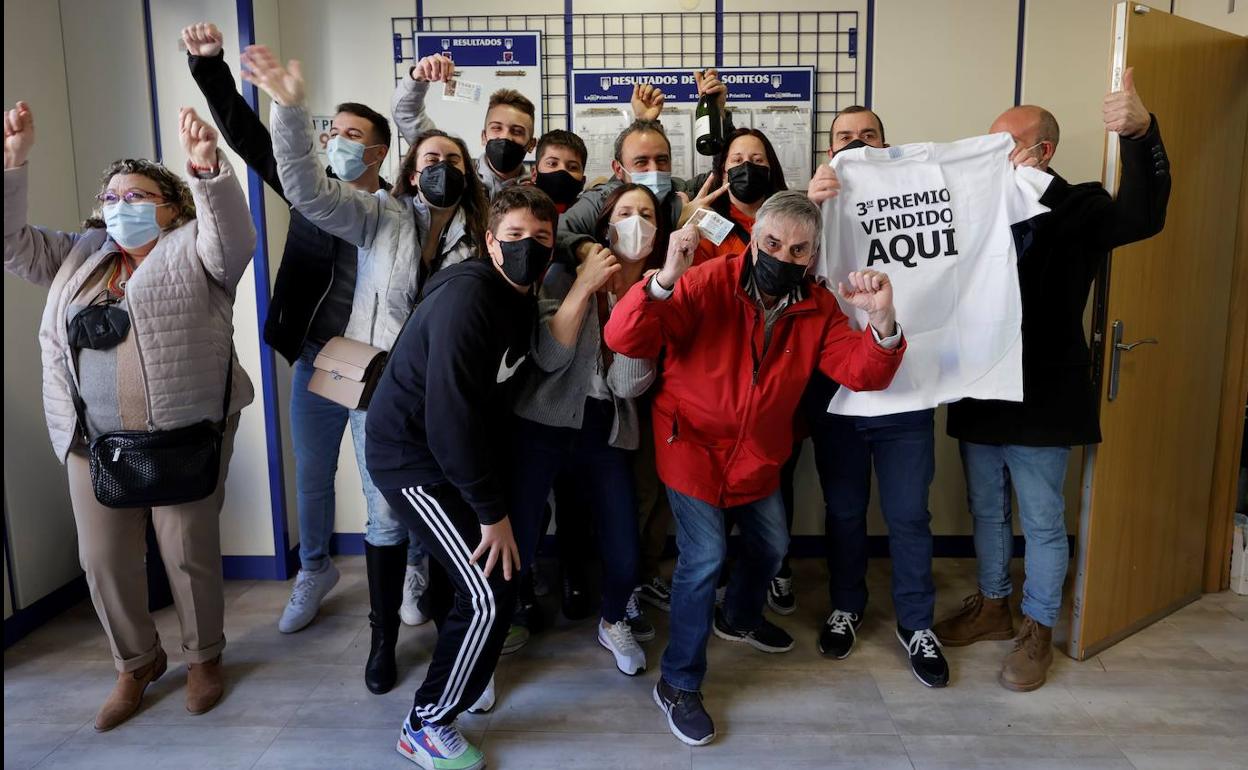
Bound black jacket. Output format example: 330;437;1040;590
946;117;1171;447
365;259;536;523
187;51;386;364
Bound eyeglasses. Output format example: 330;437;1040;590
96;189;167;205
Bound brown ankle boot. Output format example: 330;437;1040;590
932;592;1014;646
186;655;224;715
1000;616;1053;692
94;648;168;732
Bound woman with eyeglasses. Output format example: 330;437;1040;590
3;102;256;731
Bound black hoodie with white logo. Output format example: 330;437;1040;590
365;258;535;524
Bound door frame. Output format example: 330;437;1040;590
1204;123;1248;593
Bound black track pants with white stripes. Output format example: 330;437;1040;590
382;483;518;726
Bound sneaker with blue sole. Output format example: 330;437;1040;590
396;714;486;770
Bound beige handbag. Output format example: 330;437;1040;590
308;336;388;410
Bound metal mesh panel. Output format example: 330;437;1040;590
392;11;859;173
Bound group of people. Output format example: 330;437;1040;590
2;19;1169;770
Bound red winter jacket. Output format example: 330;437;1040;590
604;253;906;508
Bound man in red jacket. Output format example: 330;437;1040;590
605;191;906;747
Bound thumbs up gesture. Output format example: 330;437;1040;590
1103;66;1151;139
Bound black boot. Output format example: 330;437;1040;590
364;542;407;694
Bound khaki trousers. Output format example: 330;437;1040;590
66;415;238;672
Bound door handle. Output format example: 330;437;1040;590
1108;320;1159;401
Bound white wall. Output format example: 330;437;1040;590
3;0;87;608
145;0;278;556
3;0;283;611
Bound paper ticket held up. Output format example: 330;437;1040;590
688;208;735;246
442;78;483;104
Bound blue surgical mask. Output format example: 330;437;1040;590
103;202;165;250
326;136;379;182
629;170;672;201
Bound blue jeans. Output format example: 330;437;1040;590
290;346;421;572
960;441;1070;627
809;409;936;630
506;400;639;623
661;487;789;692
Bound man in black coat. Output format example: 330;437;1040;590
181;23;429;691
936;67;1171;692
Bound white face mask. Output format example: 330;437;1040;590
608;214;657;262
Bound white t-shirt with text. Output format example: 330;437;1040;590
816;132;1052;417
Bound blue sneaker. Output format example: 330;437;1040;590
396;714;486;769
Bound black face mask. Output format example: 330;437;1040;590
727;161;773;204
832;138;870;157
497;237;553;287
68;300;131;351
418;161;466;209
752;246;808;297
534;169;586;207
485;138;528;175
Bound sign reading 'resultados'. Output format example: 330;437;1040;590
414;32;540;67
571;67;814;104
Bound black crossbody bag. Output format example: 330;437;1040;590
74;352;233;509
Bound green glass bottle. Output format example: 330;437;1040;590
694;85;724;156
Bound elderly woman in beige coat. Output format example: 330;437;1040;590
3;102;256;731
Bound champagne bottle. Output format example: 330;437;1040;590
694;86;724;156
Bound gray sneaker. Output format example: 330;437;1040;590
278;561;340;633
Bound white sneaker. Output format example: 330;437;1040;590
466;675;495;714
397;715;485;769
400;559;430;626
277;561;340;634
597;619;646;676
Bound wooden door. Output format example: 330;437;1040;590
1068;3;1248;660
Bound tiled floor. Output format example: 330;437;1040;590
5;558;1246;769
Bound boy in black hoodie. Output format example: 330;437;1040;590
366;185;555;769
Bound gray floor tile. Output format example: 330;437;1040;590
873;669;1100;736
703;667;896;735
693;733;913;770
903;734;1133;769
3;660;120;725
481;731;693;770
489;667;669;734
1109;734;1248;769
1063;669;1248;736
1095;617;1239;672
214;610;366;666
334;618;437;667
32;725;279;769
284;663;491;734
2;723;85;769
251;727;399;769
7;558;1246;768
122;660;335;728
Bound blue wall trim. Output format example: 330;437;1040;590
235;0;293;581
714;0;725;68
329;533;367;555
864;0;875;109
1014;0;1027;106
564;0;575;131
4;576;88;649
140;0;163;161
222;547;300;581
